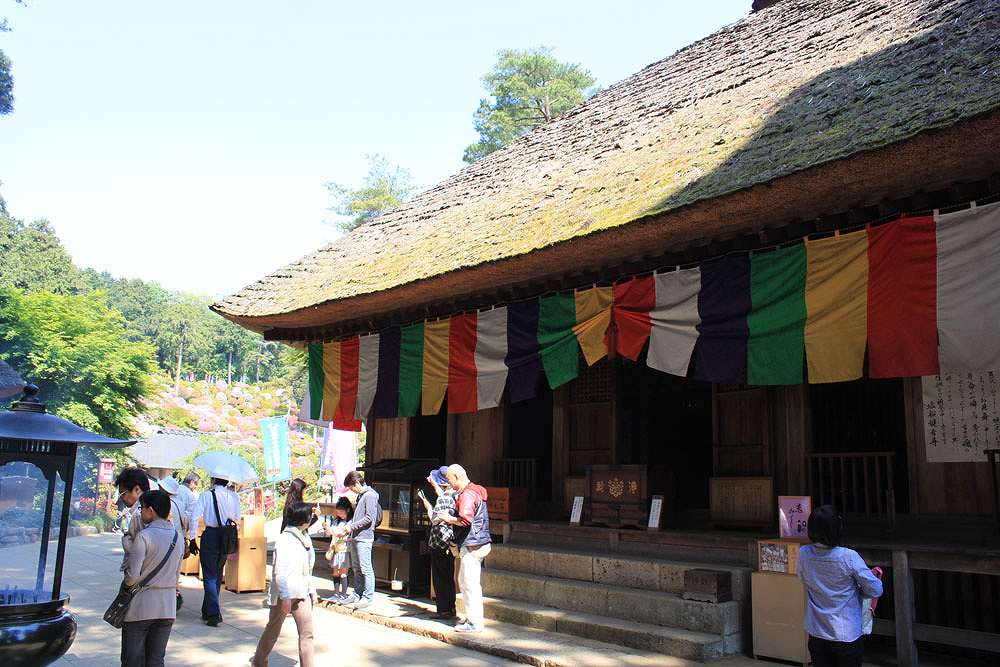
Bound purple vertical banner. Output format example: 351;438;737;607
373;326;401;418
691;255;750;383
505;299;543;403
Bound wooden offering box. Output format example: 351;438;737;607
224;516;268;593
586;464;648;528
180;517;204;576
485;487;528;522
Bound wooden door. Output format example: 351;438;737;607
713;386;772;476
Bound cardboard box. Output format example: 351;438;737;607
757;538;803;575
751;571;810;664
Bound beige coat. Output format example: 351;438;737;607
123;519;183;622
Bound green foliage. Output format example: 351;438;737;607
325;154;416;232
0;212;85;293
0;49;12;114
463;47;598;163
0;288;156;439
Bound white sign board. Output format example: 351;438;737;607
569;496;584;525
922;372;1000;462
647;495;663;530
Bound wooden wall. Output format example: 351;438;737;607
902;378;993;515
769;385;810;496
370;417;410;462
446;405;505;486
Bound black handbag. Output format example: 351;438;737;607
104;530;178;628
211;488;240;555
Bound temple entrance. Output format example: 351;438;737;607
619;360;714;516
506;389;553;502
409;407;447;463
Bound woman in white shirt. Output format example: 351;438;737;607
251;501;316;667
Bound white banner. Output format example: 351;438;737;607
922;372;1000;462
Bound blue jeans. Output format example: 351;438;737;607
351;540;375;601
199;527;225;619
121;618;173;667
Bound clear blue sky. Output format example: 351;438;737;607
0;1;749;297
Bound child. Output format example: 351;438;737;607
324;497;354;601
797;505;883;667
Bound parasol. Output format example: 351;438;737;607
193;451;259;484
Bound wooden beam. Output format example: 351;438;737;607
893;549;919;667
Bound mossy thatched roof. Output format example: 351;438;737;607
216;0;1000;330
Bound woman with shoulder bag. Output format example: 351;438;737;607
418;466;458;621
119;490;183;667
251;501;316;667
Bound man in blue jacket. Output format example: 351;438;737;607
335;471;380;609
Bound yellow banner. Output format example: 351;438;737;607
421;319;450;415
805;230;869;383
573;286;612;366
321;341;342;422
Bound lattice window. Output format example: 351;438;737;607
570;358;613;404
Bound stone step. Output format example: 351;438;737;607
458;595;740;662
482;568;741;636
488;542;751;602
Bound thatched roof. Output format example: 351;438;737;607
216;0;1000;335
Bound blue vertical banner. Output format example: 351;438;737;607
260;416;291;483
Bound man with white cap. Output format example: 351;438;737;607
158;476;190;610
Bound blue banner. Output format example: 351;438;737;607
260;417;291;483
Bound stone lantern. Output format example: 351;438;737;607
0;385;133;666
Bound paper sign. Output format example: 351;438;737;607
778;496;811;540
98;459;116;485
922;372;1000;462
647;495;664;530
569;496;584;524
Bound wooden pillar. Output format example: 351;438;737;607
892;549;919;667
552;385;569;513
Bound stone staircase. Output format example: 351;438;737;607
462;542;750;662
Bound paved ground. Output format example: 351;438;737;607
7;533;973;666
18;533;514;666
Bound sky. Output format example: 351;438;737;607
0;1;750;297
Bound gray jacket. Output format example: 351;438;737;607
347;486;380;542
123;519;183;622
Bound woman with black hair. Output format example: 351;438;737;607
251;501;316;667
797;505;883;667
279;478;308;532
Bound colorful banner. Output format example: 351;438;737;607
259;416;291;483
300;201;1000;419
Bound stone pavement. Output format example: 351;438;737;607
40;533;513;666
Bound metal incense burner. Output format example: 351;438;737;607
0;385;133;666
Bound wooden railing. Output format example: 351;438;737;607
493;458;537;500
857;544;1000;666
807;451;895;524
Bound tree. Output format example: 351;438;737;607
0;212;85;294
463;47;598;163
0;50;12;115
325;154;415;233
0;288;156;439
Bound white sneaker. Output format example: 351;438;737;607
454;622;483;633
